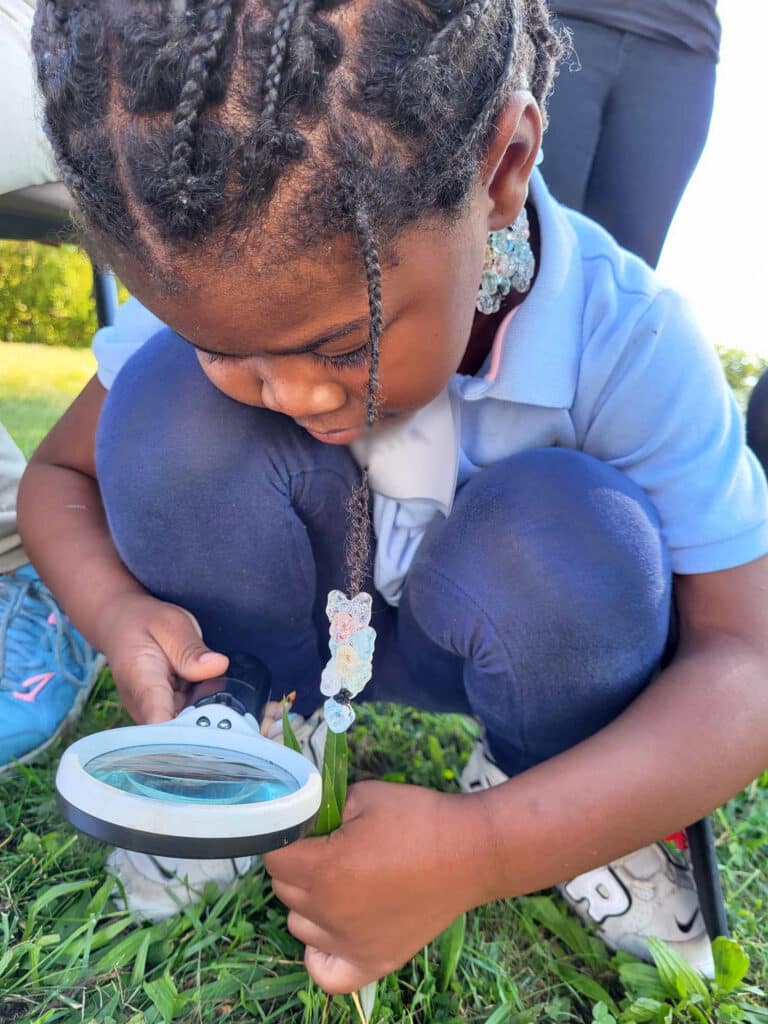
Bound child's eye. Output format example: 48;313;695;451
313;343;370;371
202;351;244;366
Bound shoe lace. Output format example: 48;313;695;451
0;573;97;692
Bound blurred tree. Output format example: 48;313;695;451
0;240;126;348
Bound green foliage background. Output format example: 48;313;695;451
0;241;98;348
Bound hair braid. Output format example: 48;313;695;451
169;0;237;204
425;0;490;56
261;0;301;123
341;204;383;597
355;208;383;427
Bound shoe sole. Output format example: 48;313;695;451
0;655;107;778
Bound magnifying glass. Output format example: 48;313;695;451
56;656;321;857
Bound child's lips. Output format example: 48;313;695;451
304;424;366;445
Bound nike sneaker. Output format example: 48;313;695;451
0;564;103;773
460;735;715;977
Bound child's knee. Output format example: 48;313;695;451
407;448;671;655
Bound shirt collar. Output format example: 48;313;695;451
352;170;583;508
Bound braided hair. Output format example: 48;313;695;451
33;0;564;594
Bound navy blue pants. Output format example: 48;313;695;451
543;17;716;268
96;331;672;776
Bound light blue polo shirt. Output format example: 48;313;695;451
93;170;768;605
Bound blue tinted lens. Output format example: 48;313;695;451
84;744;299;804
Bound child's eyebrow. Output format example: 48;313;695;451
185;317;372;359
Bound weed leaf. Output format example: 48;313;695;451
647;937;710;1004
438;913;467;992
713;937;750;993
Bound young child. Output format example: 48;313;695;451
23;0;768;997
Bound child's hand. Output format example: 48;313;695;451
99;593;229;724
264;780;493;994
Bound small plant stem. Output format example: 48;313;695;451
351;990;368;1024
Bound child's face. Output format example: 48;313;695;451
123;204;490;445
117;95;540;443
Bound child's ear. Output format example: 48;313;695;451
481;93;543;230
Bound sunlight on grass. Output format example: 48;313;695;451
0;342;95;456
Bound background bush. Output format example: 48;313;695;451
0;239;97;348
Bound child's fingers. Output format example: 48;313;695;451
286;911;335;952
303;946;372;996
125;651;177;724
150;606;229;683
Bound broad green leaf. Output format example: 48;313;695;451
734;1004;768;1024
647;938;710;1005
554;963;619;1015
620;998;670;1023
144;970;187;1024
437;912;466;991
713;937;750;993
485;1009;540;1024
592;1002;617;1024
617;961;669;1002
311;728;348;836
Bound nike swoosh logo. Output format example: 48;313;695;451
12;672;55;703
675;909;700;934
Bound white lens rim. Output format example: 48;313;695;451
56;703;321;846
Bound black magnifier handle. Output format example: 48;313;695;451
194;653;272;720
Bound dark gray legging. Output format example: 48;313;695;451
542;17;717;267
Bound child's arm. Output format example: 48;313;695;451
264;557;768;994
18;378;229;722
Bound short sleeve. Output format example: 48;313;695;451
92;297;168;389
572;289;768;574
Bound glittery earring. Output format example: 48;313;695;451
476;207;535;315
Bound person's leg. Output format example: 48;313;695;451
583;34;716;267
96;327;379;717
540;17;620;213
395;449;710;973
398;447;671;773
746;369;768;477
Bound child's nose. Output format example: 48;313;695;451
260;376;346;419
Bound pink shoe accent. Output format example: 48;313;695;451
47;612;57;625
12;672;55;703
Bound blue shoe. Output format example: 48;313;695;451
0;564;104;774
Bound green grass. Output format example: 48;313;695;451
1;344;767;1024
0;343;96;457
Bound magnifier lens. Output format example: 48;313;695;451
84;744;299;805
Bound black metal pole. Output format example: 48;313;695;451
92;265;118;328
688;817;729;939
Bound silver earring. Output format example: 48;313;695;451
475;207;535;315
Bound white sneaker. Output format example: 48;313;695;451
107;849;255;922
261;701;327;769
107;703;326;922
459;736;715;977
